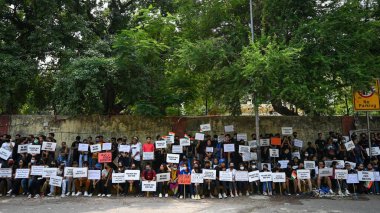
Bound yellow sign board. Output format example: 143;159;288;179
353;79;380;111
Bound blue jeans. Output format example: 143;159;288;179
262;181;272;193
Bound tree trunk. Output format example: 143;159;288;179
271;99;299;116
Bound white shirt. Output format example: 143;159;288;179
131;142;142;161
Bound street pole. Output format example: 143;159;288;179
367;112;372;158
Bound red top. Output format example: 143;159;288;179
143;143;154;152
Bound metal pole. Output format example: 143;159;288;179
249;0;254;42
367;112;372;158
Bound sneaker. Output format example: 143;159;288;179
263;192;267;196
159;193;162;198
71;192;76;197
269;192;272;196
191;195;195;199
223;193;227;198
61;194;66;198
230;193;234;198
11;195;15;198
165;193;168;198
76;192;82;196
338;190;343;196
98;194;102;197
7;189;12;195
210;194;216;199
201;195;205;199
296;193;300;196
235;192;239;197
345;190;351;195
66;192;71;196
246;192;250;196
218;193;222;199
84;191;89;197
34;194;40;199
180;195;184;199
28;194;32;199
102;194;106;197
329;189;334;195
47;193;54;197
106;194;111;197
88;193;93;197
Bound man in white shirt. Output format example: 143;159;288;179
131;136;142;169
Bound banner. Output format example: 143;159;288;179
124;170;140;180
41;142;57;151
98;152;112;163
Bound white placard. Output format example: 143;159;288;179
366;147;380;156
374;172;380;181
42;168;58;178
292;152;300;159
202;169;216;180
112;173;126;183
90;144;102;153
261;163;272;171
200;124;211;132
27;145;41;154
165;135;175;144
237;133;248;141
347;174;359;184
242;152;256;162
297;169;310;179
223;144;235;153
15;169;30;179
88;170;101;180
155;141;167;149
325;161;333;168
166;154;180;163
239;145;250;153
180;138;190;146
281;127;293;135
248;171;260;182
206;147;214;153
318;168;333;177
143;152;154;160
260;139;270;146
156;173;170;182
124;170;140;180
78;143;89;152
259;172;272;182
73;168;88;178
64;167;74;177
345;161;356;169
102;143;112;151
224;125;234;133
269;149;279;157
218;135;224;143
31;166;45;176
235;171;249;181
248;140;258;147
293;139;303;148
272;172;286;182
0;148;12;160
304;161;315;170
49;176;63;187
119;145;131;153
333;160;345;169
0;168;12;178
219;171;233;181
141;181;157;192
41;142;57;151
191;173;204;183
358;171;375;181
195;133;205;141
335;169;348;179
172;145;183;154
278;160;289;169
17;144;28;153
344;141;355;151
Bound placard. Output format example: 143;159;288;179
141;181;157;191
90;144;102;153
49;176;63;187
41;142;57;151
112;173;126;183
272;172;286;182
281;127;293;135
73;168;88;178
0;168;12;178
261;163;271;171
42;168;58;178
102;143;112;151
205;147;214;153
78;143;89;152
88;170;101;180
344;141;355;151
155;141;167;149
358;171;374;181
318;168;333;177
31;166;44;176
260;139;270;146
297;169;310;179
0;148;12;160
165;135;175;144
335;169;348;179
304;161;315;170
293;139;303;148
325;161;333;168
345;161;356;169
143;152;154;160
98;152;112;163
271;137;281;146
223;144;235;153
278;160;289;169
180;138;190;146
333;160;345;169
27;145;41;154
191;173;204;183
124;170;140;180
347;174;359;184
17;144;28;153
172;145;183;154
64;167;74;177
235;171;249;181
269;149;279;157
366;147;380;156
224;125;234;133
15;169;30;179
292;152;300;159
259;172;272;182
156;173;170;182
237;133;248;142
218;135;225;143
374;172;380;181
242;152;256;162
239;145;250;153
248;171;259;182
119;145;131;153
195;133;205;141
248;140;258;147
202;169;216;180
219;171;233;181
200;124;211;132
178;174;191;185
166;154;180;163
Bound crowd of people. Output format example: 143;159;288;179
0;130;380;199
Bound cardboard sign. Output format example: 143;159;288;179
0;148;12;160
30;166;44;176
318;168;333;177
90;144;102;153
292;152;301;159
235;171;249;181
142;152;154;160
239;145;250;153
78;143;89;152
178;174;191;185
124;170;140;180
366;147;380;156
206;147;214;153
219;171;233;181
17;144;28;153
200;124;211;132
166;154;180;163
180;138;190;146
27;145;41;154
165;135;175;144
0;168;12;178
49;176;63;187
172;145;183;154
223;144;235;153
15;169;30;179
42;168;58;178
242;152;254;162
102;143;112;151
278;160;289;169
248;140;258;147
64;167;74;177
269;149;279;158
98;152;112;163
304;161;315;170
202;169;216;180
112;173;125;183
293;139;303;148
281;127;293;135
260;139;270;146
141;181;157;191
259;172;272;182
88;170;101;180
248;171;259;182
73;168;88;178
191;173;204;183
344;141;355;151
195;133;205;141
41;142;57;151
272;172;286;183
271;137;281;146
156;173;170;182
347;174;359;184
119;145;131;153
358;171;375;181
237;133;248;142
155;141;167;149
333;160;345;169
297;169;310;179
224;125;234;133
335;169;348;180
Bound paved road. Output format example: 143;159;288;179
0;194;378;213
